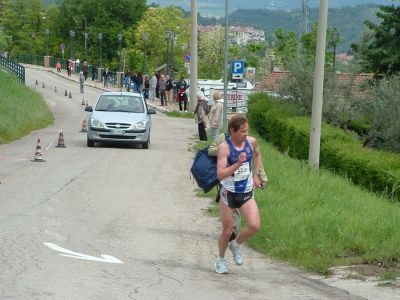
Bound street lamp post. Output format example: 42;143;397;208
331;28;339;73
142;32;148;75
118;33;123;72
84;32;88;63
98;32;103;67
165;31;171;76
84;17;88;63
170;31;175;76
69;30;75;61
45;29;49;56
165;30;175;76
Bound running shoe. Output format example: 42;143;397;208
214;257;228;274
228;240;243;265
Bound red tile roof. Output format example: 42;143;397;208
256;71;373;96
255;70;289;92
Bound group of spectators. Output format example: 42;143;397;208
124;71;144;93
56;59;89;81
124;71;189;113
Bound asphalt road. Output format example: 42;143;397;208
0;68;393;299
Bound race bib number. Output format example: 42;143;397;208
234;162;250;182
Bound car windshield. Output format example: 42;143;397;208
95;95;144;113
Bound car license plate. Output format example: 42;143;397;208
111;129;125;135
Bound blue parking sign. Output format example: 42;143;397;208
231;60;244;79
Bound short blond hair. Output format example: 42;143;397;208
213;91;222;100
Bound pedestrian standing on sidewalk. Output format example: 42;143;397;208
143;76;150;100
215;115;262;274
82;61;88;80
56;61;62;73
176;76;188;112
91;62;97;81
165;75;174;105
124;72;132;92
194;92;209;141
67;59;72;76
209;91;224;140
159;74;167;106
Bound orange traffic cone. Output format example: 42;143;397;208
65;89;68;96
32;138;46;162
80;118;87;132
56;129;66;148
69;92;72;99
42;82;45;88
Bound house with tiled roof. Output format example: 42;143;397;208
256;71;373;97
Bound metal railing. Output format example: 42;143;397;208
0;56;25;84
12;53;119;86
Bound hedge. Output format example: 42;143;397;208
248;93;400;200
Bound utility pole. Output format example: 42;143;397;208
308;0;328;169
222;0;229;130
190;0;198;111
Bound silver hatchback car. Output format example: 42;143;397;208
85;92;156;148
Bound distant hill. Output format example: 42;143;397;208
201;4;381;52
149;0;392;16
44;1;393;15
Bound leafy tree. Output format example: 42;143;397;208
198;25;224;79
358;75;400;152
0;31;11;52
273;28;297;67
57;0;147;66
134;6;190;76
256;47;284;80
1;0;45;55
361;3;400;75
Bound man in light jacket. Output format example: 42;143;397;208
209;91;224;141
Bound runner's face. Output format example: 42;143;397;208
232;122;248;142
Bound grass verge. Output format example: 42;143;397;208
198;131;400;275
166;110;194;119
0;71;54;144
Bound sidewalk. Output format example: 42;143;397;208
24;64;182;114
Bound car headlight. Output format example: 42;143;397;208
90;118;105;128
132;121;146;129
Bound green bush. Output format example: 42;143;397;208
248;93;400;200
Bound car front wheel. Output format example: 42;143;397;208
142;135;150;149
87;137;94;147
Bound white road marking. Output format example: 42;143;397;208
44;242;123;264
46;140;55;151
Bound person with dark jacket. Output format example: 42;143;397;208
143;76;150;100
165;75;174;105
176;76;188;112
91;62;97;81
194;92;209;141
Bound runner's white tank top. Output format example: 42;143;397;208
221;137;254;193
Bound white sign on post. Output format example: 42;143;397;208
213;89;247;109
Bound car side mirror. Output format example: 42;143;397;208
147;108;156;115
85;106;93;112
